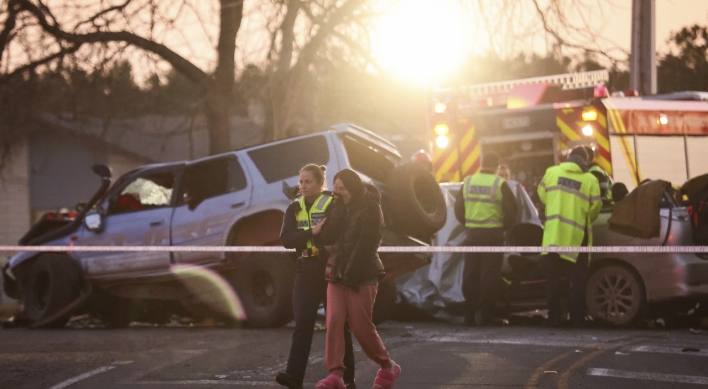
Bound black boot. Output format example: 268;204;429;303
275;371;304;389
345;379;357;389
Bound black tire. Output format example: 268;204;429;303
372;279;397;325
385;163;446;239
233;253;296;328
23;254;82;328
586;264;646;326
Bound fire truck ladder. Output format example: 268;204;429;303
435;69;609;99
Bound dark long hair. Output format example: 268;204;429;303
333;169;365;199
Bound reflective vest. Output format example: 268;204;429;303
589;164;613;202
295;193;333;255
463;172;505;228
538;162;602;263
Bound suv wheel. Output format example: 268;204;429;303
23;254;81;328
586;265;645;326
234;253;295;328
386;163;446;239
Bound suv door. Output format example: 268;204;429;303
171;155;251;266
77;167;180;280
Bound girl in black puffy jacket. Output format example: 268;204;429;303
316;169;400;389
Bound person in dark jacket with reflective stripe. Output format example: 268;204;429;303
454;152;518;326
276;164;356;389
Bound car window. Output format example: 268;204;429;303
109;172;175;214
342;136;395;183
179;156;247;205
247;135;329;183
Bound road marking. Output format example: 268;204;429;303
558;342;629;389
131;380;279;386
587;368;708;385
524;350;576;389
626;345;708;356
427;334;614;349
122;349;207;383
48;360;134;389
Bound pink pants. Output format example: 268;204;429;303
325;283;391;376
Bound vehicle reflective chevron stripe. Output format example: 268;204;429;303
433;122;480;182
556;106;612;176
604;100;642;186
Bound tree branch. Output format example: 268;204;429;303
0;43;80;84
15;0;210;88
0;0;20;59
296;0;366;68
73;0;132;31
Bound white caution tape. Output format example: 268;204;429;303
0;245;707;253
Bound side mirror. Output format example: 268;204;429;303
84;210;104;232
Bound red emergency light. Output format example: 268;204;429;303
594;85;609;99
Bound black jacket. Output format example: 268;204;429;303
320;185;385;287
454;168;518;229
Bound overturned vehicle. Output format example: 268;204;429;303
398;177;708;326
3;124;446;328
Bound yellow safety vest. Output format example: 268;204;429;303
463;173;505;228
295;193;333;256
538;162;602;263
589;164;613;202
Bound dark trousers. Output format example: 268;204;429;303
462;227;505;322
544;252;588;323
287;255;355;383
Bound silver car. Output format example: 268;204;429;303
398;181;708;326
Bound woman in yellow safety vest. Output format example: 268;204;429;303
276;164;356;389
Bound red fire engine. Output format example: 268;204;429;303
429;70;708;192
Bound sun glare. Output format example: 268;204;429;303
373;0;466;84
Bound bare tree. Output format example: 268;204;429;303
0;0;378;155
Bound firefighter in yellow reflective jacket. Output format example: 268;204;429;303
538;146;602;327
455;152;518;326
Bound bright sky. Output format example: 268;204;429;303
371;0;708;84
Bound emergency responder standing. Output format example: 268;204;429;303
455;152;518;326
277;164;356;389
538;146;602;327
583;145;613;203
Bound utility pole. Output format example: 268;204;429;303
630;0;656;95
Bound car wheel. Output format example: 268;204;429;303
23;254;82;328
233;253;295;328
385;163;447;239
372;279;397;325
586;265;645;326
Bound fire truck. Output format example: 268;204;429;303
429;70;708;194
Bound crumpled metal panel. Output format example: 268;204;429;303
396;180;542;317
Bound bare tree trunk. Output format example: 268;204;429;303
207;0;244;155
267;0;300;143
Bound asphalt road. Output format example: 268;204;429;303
2;320;708;389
